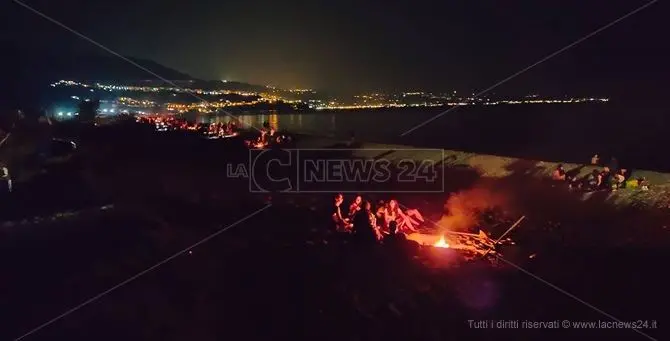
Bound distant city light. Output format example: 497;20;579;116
51;79;609;114
57;112;63;116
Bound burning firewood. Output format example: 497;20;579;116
406;231;495;256
407;215;524;259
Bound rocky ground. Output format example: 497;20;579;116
0;122;667;341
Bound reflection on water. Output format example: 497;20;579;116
195;111;380;138
191;105;610;146
269;113;278;130
182;105;670;171
195;111;281;131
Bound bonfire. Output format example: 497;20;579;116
433;236;449;248
245;140;268;149
407;215;525;260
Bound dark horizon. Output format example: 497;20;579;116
3;0;668;99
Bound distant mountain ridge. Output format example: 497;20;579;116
2;45;270;109
12;52;193;83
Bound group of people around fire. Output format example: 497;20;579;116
551;154;649;192
332;193;425;243
246;121;292;148
206;121;238;137
137;115;241;138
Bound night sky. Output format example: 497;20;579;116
4;0;668;96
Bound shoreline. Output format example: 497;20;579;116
4;122;670;211
1;122;668;341
291;133;670;210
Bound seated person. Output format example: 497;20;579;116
638;177;649;191
351;202;379;244
551;164;566;181
599;167;611;190
364;201;383;240
383;221;419;256
383;221;406;243
611;169;626;190
332;193;352;232
384;199;424;233
348;195;363;218
375;200;386;231
584;169;602;191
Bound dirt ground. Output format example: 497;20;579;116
1;123;667;341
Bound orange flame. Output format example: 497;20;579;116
434;235;449;248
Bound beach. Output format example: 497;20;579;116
199;102;670;172
1;121;668;341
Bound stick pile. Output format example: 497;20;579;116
409;215;524;259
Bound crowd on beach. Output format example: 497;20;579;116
135;116;292;148
245;121;292;148
137;115;241;137
205;121;239;137
332;193;425;244
551;154;649;192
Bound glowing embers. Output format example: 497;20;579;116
245;139;268;149
433;235;450;248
